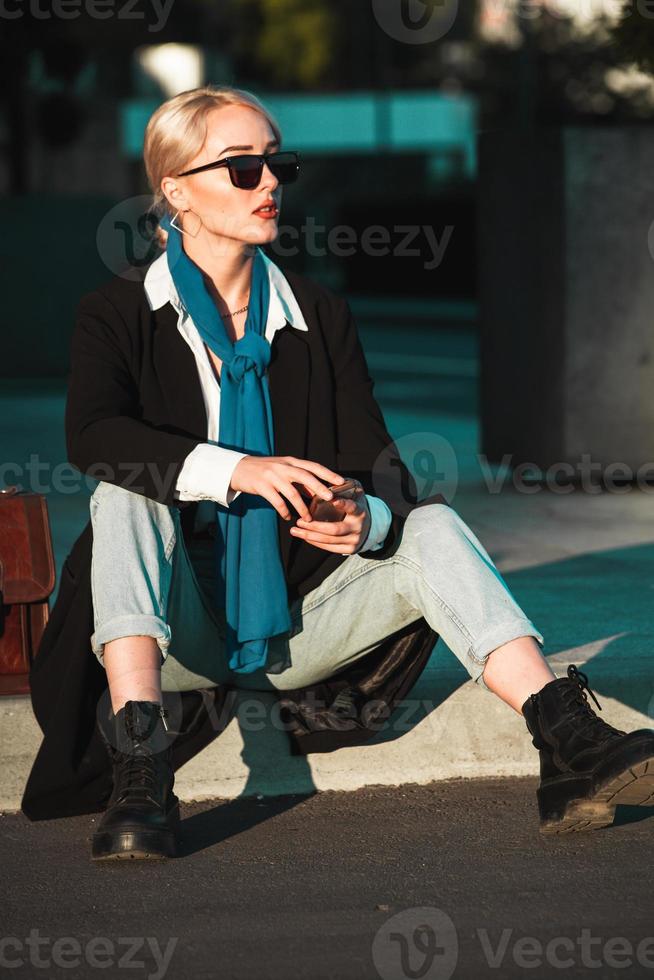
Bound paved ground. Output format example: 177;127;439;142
2;777;653;980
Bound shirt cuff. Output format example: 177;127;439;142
173;443;248;507
357;494;393;553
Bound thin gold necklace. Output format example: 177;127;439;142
220;304;249;318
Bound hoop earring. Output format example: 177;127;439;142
170;209;202;238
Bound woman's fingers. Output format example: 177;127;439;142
281;466;342;520
292;525;352;541
292;498;369;553
295;514;348;532
230;456;350;522
290;529;360;554
282;481;318;522
290;524;359;551
297;498;356;530
266;487;294;521
287;458;346;487
289;476;341;504
295;502;360;537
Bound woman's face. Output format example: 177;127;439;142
166;104;283;250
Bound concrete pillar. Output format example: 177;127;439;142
478;127;654;483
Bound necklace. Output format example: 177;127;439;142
220;304;249;319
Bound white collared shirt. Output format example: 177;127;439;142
143;248;391;553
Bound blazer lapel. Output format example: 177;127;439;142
267;323;311;576
267;323;310;459
153;304;208;439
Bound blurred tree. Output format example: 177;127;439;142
610;2;654;75
230;0;476;91
231;0;337;89
475;5;654;128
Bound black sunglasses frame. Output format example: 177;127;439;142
176;150;300;188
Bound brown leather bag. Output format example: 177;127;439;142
0;486;56;696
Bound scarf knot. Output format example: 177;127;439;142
227;332;271;383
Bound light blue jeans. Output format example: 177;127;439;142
89;481;545;695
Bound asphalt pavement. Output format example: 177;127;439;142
2;776;653;980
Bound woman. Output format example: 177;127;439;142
65;85;653;860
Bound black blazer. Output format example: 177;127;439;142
21;257;449;821
65;258;421;602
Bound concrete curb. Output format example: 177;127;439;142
3;655;652;815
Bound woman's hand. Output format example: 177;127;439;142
290;496;372;554
230;455;346;522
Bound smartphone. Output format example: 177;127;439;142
308;478;364;522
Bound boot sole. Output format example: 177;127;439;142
539;750;654;835
91;804;181;861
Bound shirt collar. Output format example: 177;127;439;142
143;247;308;334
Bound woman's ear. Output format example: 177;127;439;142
160;176;187;214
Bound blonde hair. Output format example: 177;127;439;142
143;84;282;249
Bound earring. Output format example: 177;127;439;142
170;209;202;238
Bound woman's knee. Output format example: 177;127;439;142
399;502;477;556
404;501;460;535
90;481;178;558
403;500;495;569
90;481;173;521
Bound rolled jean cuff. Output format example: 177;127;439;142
90;615;172;664
466;619;545;692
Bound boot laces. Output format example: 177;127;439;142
116;753;159;802
562;664;623;741
116;703;169;803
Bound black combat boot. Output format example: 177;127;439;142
91;700;180;861
522;664;654;833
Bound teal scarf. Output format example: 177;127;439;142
161;213;292;673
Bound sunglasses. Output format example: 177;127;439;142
177;150;300;189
